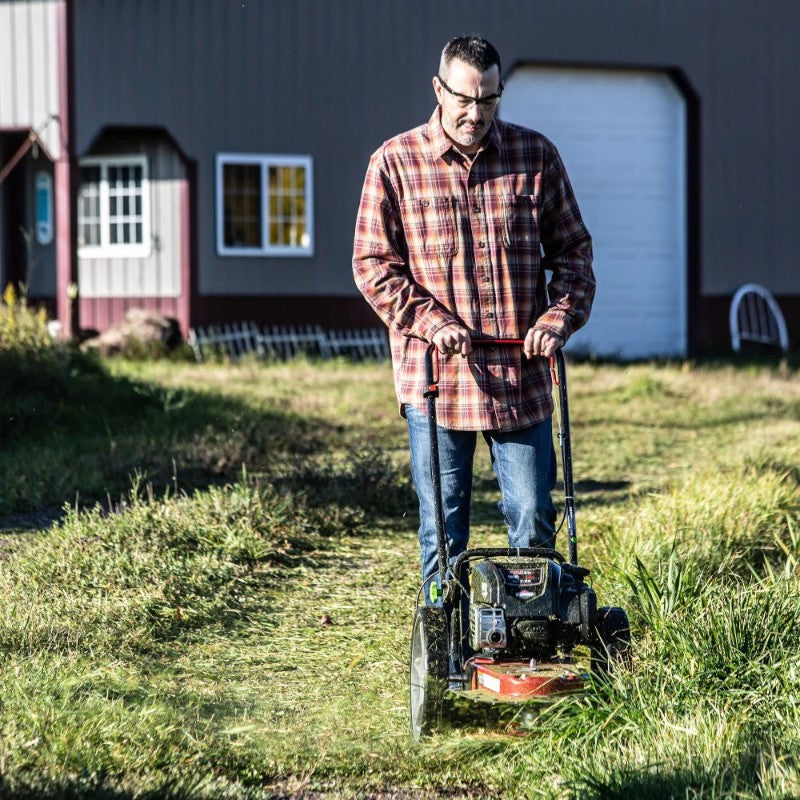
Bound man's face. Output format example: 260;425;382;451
433;58;501;153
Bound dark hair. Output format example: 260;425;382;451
439;36;502;78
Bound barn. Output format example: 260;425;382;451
1;0;798;356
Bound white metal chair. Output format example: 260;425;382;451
729;283;789;354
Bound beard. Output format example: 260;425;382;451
441;107;489;148
453;119;486;146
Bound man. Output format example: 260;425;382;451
353;36;595;592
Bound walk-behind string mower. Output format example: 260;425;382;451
409;339;631;740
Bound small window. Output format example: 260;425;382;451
216;154;314;257
78;155;150;257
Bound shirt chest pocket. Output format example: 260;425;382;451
503;194;540;254
399;196;458;257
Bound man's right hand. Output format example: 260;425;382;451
432;324;473;356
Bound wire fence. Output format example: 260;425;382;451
187;322;390;363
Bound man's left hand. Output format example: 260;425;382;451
523;327;564;359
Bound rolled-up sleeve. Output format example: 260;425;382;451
352;149;457;343
535;143;596;341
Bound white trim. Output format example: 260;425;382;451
216;152;314;257
78;154;151;259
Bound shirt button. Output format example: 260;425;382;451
485;311;495;319
478;241;486;248
482;275;490;282
421;200;429;207
473;206;481;213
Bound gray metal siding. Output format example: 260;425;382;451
0;0;60;157
68;0;800;299
78;132;183;298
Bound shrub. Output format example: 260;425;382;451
0;284;51;353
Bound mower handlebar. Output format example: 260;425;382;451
470;337;526;346
424;338;562;395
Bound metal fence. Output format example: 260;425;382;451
187;322;390;363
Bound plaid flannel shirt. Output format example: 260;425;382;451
353;107;595;431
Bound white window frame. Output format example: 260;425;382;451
77;154;151;258
216;153;314;257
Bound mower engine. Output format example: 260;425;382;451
469;557;596;659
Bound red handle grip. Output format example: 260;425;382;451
469;337;560;384
470;337;526;346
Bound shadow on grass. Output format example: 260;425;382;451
267;446;415;518
0;776;215;800
0;775;484;800
581;406;800;431
469;475;631;526
572;478;633;510
572;745;771;800
0;347;348;515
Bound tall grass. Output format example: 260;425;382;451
0;478;340;797
0;479;313;657
419;456;800;799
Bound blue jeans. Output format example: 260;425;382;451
405;403;557;587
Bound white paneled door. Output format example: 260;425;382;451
501;67;687;358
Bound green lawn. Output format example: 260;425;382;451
1;351;799;799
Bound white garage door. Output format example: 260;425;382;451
501;67;687;358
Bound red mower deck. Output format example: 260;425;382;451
470;658;587;700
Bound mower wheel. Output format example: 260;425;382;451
409;606;449;741
591;606;632;675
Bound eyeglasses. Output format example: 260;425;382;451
436;75;503;110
